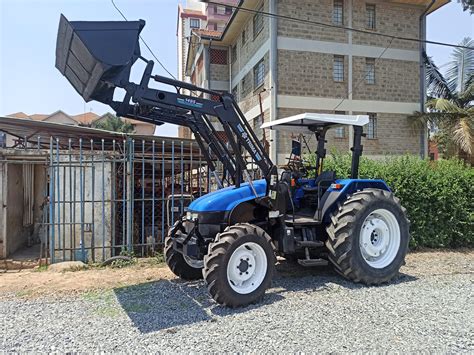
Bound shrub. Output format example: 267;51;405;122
307;153;474;249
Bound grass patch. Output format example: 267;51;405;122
35;265;48;272
15;290;33;298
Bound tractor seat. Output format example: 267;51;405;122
302;171;336;193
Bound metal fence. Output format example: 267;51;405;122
44;136;212;263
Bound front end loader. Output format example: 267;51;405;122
55;16;410;307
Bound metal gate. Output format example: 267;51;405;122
47;136;212;263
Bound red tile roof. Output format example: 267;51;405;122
72;112;100;125
7;112;30;119
29;114;49;121
181;8;207;20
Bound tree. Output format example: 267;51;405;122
411;38;473;158
93;115;135;133
458;0;474;14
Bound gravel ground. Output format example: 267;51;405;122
1;252;473;353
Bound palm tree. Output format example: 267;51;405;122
93;115;135;133
459;0;474;14
412;37;474;158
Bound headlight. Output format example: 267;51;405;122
186;212;199;221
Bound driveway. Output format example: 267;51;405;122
1;251;473;352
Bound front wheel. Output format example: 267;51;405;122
326;189;410;285
203;223;275;307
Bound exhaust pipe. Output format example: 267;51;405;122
55;14;145;103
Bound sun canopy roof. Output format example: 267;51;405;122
260;113;369;133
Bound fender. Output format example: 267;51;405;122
320;179;391;222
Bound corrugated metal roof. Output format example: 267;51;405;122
0;116;197;152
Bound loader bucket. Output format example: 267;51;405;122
55;14;145;103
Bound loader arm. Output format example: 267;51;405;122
113;102;237;187
55;15;277;192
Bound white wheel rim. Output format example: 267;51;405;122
359;209;401;269
183;255;204;269
226;242;267;294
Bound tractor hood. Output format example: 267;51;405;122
55;14;144;103
189;180;267;213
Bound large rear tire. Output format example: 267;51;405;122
164;219;203;280
326;189;410;285
203;223;275;307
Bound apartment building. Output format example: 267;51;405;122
177;0;238;138
180;0;449;163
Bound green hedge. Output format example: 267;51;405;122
308;154;474;249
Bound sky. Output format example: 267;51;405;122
0;0;472;138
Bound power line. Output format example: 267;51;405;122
205;1;474;51
111;0;177;79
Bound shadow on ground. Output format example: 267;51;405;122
113;261;417;333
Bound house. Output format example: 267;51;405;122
1;111;156;148
179;0;449;163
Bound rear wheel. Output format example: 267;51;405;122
326;189;410;285
203;223;275;307
164;219;203;280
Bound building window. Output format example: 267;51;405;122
333;0;343;26
366;4;376;30
190;18;200;29
367;113;377;139
231;44;237;63
334;111;346;138
333;55;344;82
225;6;233;14
241;72;252;97
216;5;226;15
210;49;228;65
253;5;264;38
254;59;265;89
0;131;5;148
365;58;375;84
242;29;247;45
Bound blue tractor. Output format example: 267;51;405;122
55;17;410;307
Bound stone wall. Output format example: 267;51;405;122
277;0;348;43
352;0;423;50
210;62;229;82
352;57;419;102
238;52;270;114
356;112;421;155
278;50;348;98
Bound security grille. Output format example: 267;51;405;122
333;0;343;26
253;5;264;38
366;4;376;29
333;56;344;82
254;59;265;89
366;58;376;84
367;113;377;139
210;49;228;65
334;111;346;138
